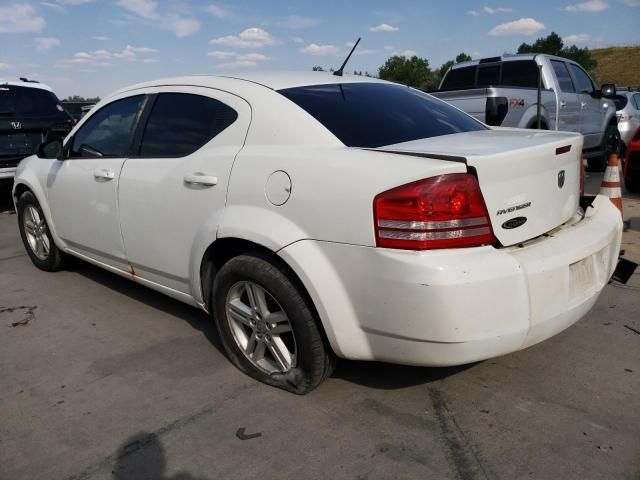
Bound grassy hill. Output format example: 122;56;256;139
591;46;640;87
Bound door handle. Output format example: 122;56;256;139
581;102;587;108
93;169;115;180
560;101;567;108
183;173;218;187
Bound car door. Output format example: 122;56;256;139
118;87;250;294
567;63;602;149
550;60;580;133
46;94;146;270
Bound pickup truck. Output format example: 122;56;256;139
432;54;619;171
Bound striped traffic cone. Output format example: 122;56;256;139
600;153;623;216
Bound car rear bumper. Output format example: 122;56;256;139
279;195;622;366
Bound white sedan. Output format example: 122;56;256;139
13;72;622;394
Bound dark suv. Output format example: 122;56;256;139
0;79;73;181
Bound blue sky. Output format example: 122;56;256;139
0;0;638;98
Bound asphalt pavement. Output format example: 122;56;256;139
0;173;638;480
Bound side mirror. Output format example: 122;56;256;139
600;83;616;99
37;138;63;159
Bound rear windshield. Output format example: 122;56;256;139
440;60;540;90
0;85;62;116
613;95;628;111
278;82;487;148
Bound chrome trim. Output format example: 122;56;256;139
379;226;492;241
378;217;488;230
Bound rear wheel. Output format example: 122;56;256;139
17;191;65;271
212;254;335;394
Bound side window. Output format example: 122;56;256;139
568;64;594;94
70;95;144;158
501;61;539;88
551;60;575;93
440;66;477;89
138;93;238;158
634;94;640;110
476;64;501;87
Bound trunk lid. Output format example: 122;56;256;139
377;128;583;247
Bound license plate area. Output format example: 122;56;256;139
569;248;608;305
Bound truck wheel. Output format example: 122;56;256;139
588;124;621;172
212;254;335;394
17;191;65;271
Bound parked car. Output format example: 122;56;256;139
13;73;623;393
0;78;73;181
433;54;620;172
613;88;640;158
62;101;96;122
623;126;640;193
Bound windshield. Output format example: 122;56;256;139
278;82;487;148
0;85;62;116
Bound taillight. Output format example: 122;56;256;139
579;157;585;196
374;173;496;250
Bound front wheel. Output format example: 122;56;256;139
212;254;335;394
17;191;65;271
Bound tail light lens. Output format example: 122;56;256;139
374;173;496;250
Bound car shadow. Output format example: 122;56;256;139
72;261;223;354
72;259;476;392
332;359;476;390
112;431;210;480
0;180;15;213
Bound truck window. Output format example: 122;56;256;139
440;66;476;89
501;61;539;88
567;64;594;94
477;65;500;87
550;60;575;93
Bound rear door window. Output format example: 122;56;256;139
613;95;628;111
279;82;487;148
70;95;144;158
137;93;238;158
551;61;576;93
501;61;539;88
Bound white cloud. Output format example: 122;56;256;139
290;36;304;44
369;23;399;32
58;51;113;67
563;33;591;43
0;4;45;33
624;0;640;5
92;36;109;41
116;0;157;18
483;6;513;13
211;52;270;69
56;0;95;4
383;45;394;51
35;37;61;52
398;49;416;57
300;43;341;55
113;45;158;60
166;16;200;37
40;2;64;11
206;4;230;18
488;17;545;36
0;63;12;70
210;28;277;48
142;58;158;63
354;49;377;56
278;15;320;29
565;0;608;11
467;10;480;16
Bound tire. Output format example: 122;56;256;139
212;254;335;394
17;191;65;271
588;124;621;172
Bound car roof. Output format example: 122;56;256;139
0;79;53;92
116;71;387;95
449;53;581;71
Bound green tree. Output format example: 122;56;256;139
455;52;472;63
378;55;437;90
312;66;325;71
517;32;597;71
63;95;101;102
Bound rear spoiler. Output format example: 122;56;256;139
362;148;467;164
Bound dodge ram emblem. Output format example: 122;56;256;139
558;170;565;189
11;121;22;129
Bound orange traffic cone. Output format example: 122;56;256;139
600;153;623;216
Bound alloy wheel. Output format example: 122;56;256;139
23;205;50;260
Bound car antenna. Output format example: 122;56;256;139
333;38;361;77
